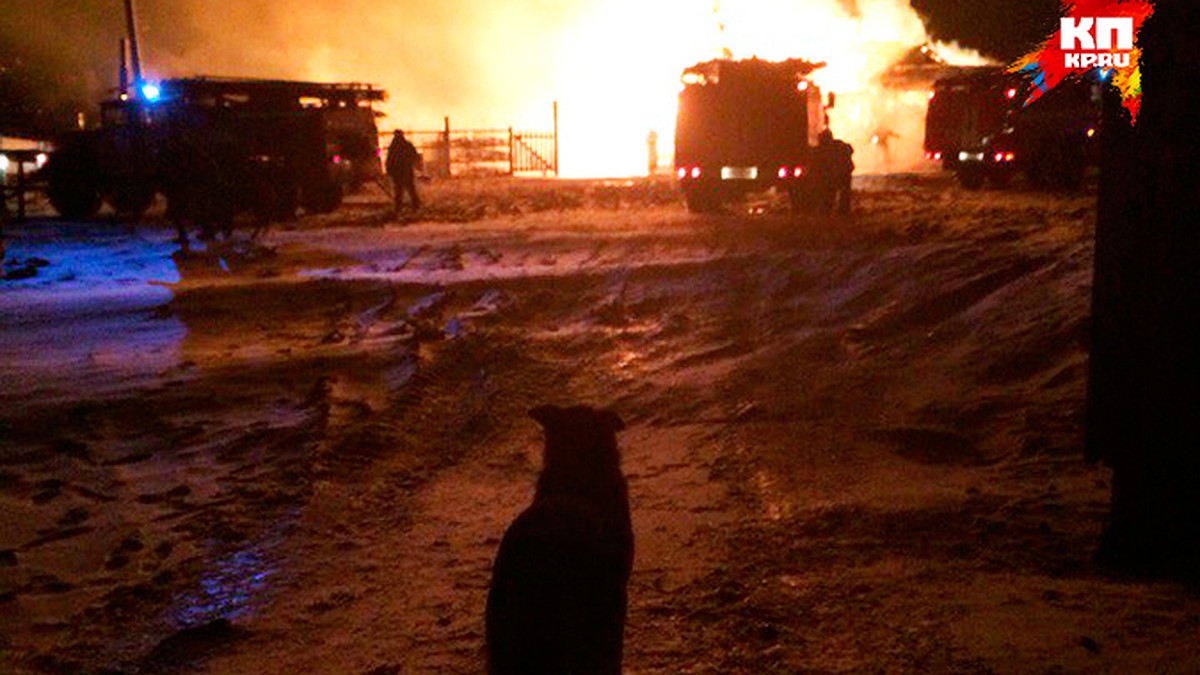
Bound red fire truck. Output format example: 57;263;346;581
674;58;832;212
924;66;1101;190
44;78;385;221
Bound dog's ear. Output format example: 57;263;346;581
599;408;625;433
529;405;561;429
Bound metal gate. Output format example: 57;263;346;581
509;130;557;175
382;103;558;178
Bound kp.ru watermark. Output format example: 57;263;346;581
1010;1;1155;121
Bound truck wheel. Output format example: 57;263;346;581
956;165;985;190
108;186;156;218
787;185;812;215
682;185;720;213
272;181;300;221
45;152;102;219
986;167;1013;188
252;172;299;223
302;181;343;214
48;180;102;219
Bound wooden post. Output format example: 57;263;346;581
508;127;515;176
443;116;452;179
1;155;8;233
16;156;26;222
552;101;559;177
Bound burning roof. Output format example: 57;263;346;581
681;57;827;87
876;43;986;90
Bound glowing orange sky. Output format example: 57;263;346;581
137;0;990;177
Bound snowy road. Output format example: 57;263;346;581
3;176;1198;673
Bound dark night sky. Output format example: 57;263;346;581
911;0;1064;60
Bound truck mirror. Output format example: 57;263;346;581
826;92;836;109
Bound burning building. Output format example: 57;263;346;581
7;0;994;178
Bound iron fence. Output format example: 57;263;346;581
381;107;558;178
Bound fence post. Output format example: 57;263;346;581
552;101;559;177
443;116;452;178
16;157;26;222
508;127;515;176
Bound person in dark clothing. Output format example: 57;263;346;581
815;129;855;216
386;130;421;213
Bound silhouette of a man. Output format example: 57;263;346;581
871;126;898;172
386;130;421;213
816;129;854;216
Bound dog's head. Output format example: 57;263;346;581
530;405;625;474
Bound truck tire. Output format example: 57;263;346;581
107;185;156;218
682;184;720;213
271;180;300;221
787;185;813;215
48;182;102;219
250;168;299;223
985;166;1013;188
45;153;102;219
302;180;342;214
956;164;985;190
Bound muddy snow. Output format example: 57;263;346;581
2;176;1198;673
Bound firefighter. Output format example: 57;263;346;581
386;130;421;213
815;129;854;216
870;126;898;172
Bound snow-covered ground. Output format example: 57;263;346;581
2;176;1197;673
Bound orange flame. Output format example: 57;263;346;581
158;0;992;178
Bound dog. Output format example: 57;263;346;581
486;405;632;675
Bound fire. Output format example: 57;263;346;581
153;0;992;178
544;0;993;177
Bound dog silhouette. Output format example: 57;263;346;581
486;405;632;675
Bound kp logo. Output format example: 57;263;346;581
1010;0;1155;122
1061;17;1133;68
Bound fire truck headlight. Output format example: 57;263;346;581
777;166;788;179
690;167;701;179
1005;88;1018;100
793;166;803;178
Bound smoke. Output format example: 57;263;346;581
3;0;995;175
0;0;125;133
140;0;996;175
143;0;583;130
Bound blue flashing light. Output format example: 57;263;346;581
141;83;162;102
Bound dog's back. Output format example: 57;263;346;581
486;405;631;675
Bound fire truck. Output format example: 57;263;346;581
674;58;832;213
924;66;1100;190
44;77;385;222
